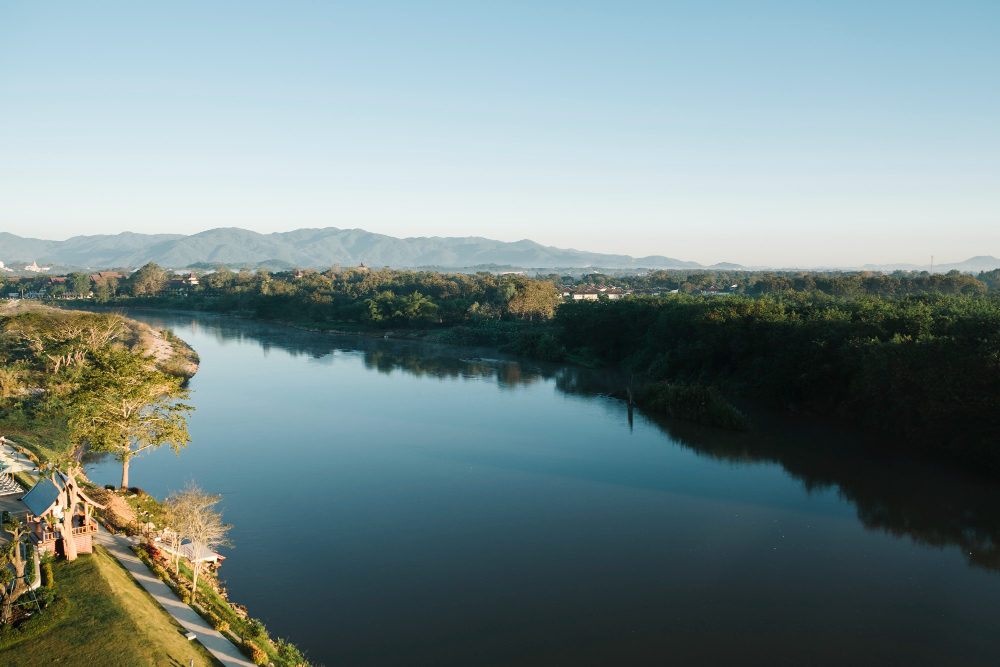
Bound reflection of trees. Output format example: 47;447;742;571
636;407;1000;574
137;311;1000;575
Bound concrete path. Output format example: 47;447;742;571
93;527;255;667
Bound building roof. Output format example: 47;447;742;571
21;476;62;517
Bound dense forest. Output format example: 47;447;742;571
564;267;1000;297
554;293;1000;472
17;263;565;329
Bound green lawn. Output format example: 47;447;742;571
0;546;223;667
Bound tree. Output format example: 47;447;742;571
163;490;193;576
70;346;193;489
171;482;232;606
129;262;168;297
42;461;89;562
93;276;119;303
0;514;31;624
67;272;91;297
506;279;561;321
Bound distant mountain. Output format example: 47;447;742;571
0;227;731;270
1;227;992;273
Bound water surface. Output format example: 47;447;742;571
86;312;1000;666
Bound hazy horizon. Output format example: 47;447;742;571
1;2;998;267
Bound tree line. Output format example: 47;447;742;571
552;293;1000;473
80;263;564;328
563;268;999;297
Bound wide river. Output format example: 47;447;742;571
86;312;1000;666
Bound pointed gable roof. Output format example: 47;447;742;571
21;476;63;517
19;472;105;517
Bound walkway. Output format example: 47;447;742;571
93;527;255;667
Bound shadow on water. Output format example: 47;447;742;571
131;311;1000;576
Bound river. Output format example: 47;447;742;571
85;312;1000;666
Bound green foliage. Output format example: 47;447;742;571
246;617;266;638
636;382;751;431
41;562;54;589
70;346;193;488
241;640;268;666
0;547;220;664
98;268;563;329
442;320;526;346
500;330;567;361
0;596;69;650
563;267;996;298
127;262;169;297
555;294;1000;471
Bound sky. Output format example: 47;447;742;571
0;1;998;267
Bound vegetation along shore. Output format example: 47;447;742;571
0;302;315;666
7;262;1000;472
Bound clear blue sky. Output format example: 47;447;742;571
1;1;997;267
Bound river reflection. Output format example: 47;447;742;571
160;313;1000;576
86;311;1000;666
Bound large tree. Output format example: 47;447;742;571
66;272;91;297
70;346;193;488
129;262;168;297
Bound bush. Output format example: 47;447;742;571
145;543;163;560
41;562;54;589
33;586;53;608
442;320;525;347
637;382;752;431
214;618;230;633
246;617;266;638
0;595;68;650
175;585;191;604
500;329;566;361
240;640;267;665
104;484;116;490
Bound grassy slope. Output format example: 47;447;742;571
0;546;223;667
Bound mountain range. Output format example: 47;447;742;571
0;227;996;273
0;227;728;270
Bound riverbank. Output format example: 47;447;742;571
0;545;223;666
0;302;199;465
92;485;312;666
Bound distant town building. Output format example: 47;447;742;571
89;271;125;283
166;273;199;295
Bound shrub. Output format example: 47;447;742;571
246;618;266;639
214;618;230;633
500;329;566;361
41;562;54;589
637;382;752;431
104;484;116;490
145;543;163;560
240;640;267;665
33;586;53;608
